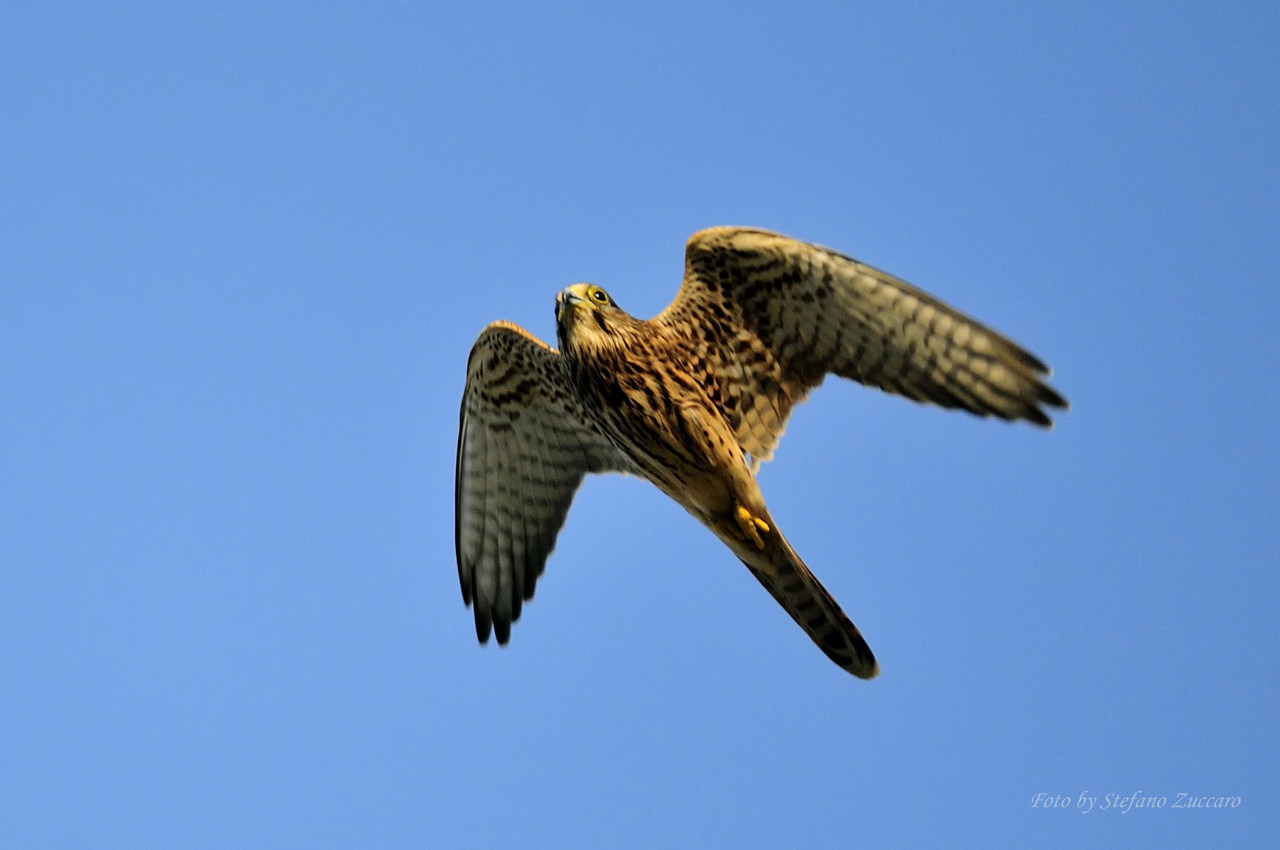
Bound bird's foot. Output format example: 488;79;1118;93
735;504;771;550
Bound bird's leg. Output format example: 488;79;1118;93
735;503;771;550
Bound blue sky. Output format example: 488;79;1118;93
3;2;1277;846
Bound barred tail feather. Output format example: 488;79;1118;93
737;519;879;679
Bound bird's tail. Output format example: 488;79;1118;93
726;513;879;679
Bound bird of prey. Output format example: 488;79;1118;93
455;227;1066;678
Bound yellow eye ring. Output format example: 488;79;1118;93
588;287;609;305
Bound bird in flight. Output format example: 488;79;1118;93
455;227;1066;678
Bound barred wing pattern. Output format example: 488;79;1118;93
661;227;1067;467
455;322;633;644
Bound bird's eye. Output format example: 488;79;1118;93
589;287;609;305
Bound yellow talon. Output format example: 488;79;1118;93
735;505;771;550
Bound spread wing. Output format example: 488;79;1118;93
656;227;1068;468
456;322;633;644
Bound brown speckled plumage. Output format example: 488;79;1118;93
456;227;1067;678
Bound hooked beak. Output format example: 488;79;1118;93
555;284;589;323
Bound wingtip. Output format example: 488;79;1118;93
1042;385;1069;412
1031;388;1069;430
474;611;493;645
494;620;512;645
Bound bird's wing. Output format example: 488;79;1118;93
655;227;1068;469
456;322;634;644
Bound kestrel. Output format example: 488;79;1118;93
455;227;1066;678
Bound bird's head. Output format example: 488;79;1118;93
555;283;627;355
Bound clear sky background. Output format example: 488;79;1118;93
3;2;1277;847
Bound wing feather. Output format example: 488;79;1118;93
455;322;633;644
657;227;1067;463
